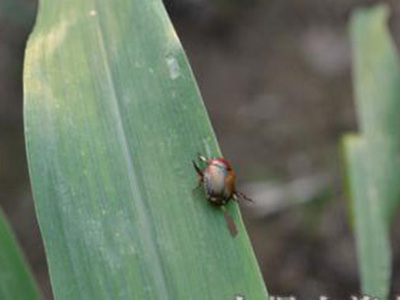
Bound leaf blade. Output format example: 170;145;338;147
24;0;268;299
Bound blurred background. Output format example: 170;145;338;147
1;0;400;299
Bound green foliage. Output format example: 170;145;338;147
343;4;400;299
0;209;41;300
24;0;268;299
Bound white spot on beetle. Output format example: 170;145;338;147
89;10;97;16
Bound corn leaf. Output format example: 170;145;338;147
24;0;268;299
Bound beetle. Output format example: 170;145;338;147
192;154;253;237
193;154;253;205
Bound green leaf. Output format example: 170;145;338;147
343;4;400;299
24;0;268;299
0;209;42;300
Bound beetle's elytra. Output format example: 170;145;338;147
192;154;253;206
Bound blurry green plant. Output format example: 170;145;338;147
343;4;400;300
0;209;41;300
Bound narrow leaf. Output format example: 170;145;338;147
343;4;400;299
0;209;41;300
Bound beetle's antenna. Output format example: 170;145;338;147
235;190;254;203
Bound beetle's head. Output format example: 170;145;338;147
210;158;233;172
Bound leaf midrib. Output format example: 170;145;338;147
92;1;170;298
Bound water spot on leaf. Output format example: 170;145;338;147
89;10;97;17
166;56;180;80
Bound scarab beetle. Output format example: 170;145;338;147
193;154;253;237
193;154;253;205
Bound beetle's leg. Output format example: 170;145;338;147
234;190;254;203
192;160;203;177
192;160;204;192
232;194;238;202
